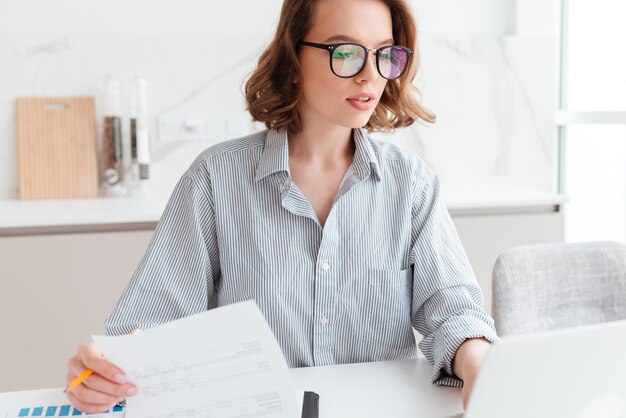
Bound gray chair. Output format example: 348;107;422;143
492;241;626;336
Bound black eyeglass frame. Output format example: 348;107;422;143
299;41;413;80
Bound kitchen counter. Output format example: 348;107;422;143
0;181;567;236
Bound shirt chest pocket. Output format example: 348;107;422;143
365;267;413;305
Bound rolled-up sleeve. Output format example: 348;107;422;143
409;163;499;387
104;167;220;336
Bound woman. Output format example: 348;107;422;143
65;0;498;412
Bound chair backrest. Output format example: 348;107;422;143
492;241;626;336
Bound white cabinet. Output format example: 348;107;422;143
0;230;154;392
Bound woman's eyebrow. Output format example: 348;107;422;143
323;35;395;46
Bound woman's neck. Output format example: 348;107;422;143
287;123;355;166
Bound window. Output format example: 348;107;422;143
559;0;626;242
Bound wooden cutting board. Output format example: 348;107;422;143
16;97;99;199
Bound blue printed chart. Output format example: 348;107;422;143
12;405;123;418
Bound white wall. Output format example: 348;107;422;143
0;0;558;200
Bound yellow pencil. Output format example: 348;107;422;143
64;329;140;393
64;369;93;393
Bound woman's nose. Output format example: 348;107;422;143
356;52;379;82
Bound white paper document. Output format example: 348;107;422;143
92;300;299;418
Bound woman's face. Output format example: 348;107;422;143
297;0;393;130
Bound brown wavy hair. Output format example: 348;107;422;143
243;0;436;133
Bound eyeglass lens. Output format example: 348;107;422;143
331;44;409;80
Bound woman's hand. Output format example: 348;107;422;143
65;342;138;413
452;337;492;410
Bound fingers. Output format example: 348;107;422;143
82;372;138;398
68;382;121;406
76;343;127;384
65;391;117;414
463;389;469;410
462;382;474;410
66;342;138;413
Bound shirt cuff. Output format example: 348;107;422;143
419;314;500;387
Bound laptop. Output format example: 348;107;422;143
462;319;626;418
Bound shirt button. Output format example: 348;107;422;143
320;316;329;325
322;262;330;271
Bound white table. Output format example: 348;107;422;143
291;359;463;418
0;359;463;418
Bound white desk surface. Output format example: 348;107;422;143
0;359;463;418
291;358;463;418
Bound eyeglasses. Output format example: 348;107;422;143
299;41;413;80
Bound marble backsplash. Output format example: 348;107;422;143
0;29;557;199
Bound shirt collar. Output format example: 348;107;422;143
353;127;382;182
254;126;381;182
254;127;291;182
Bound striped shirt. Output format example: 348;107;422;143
105;126;498;387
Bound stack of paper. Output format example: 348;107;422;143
93;300;300;418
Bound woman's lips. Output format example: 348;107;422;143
346;98;374;110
